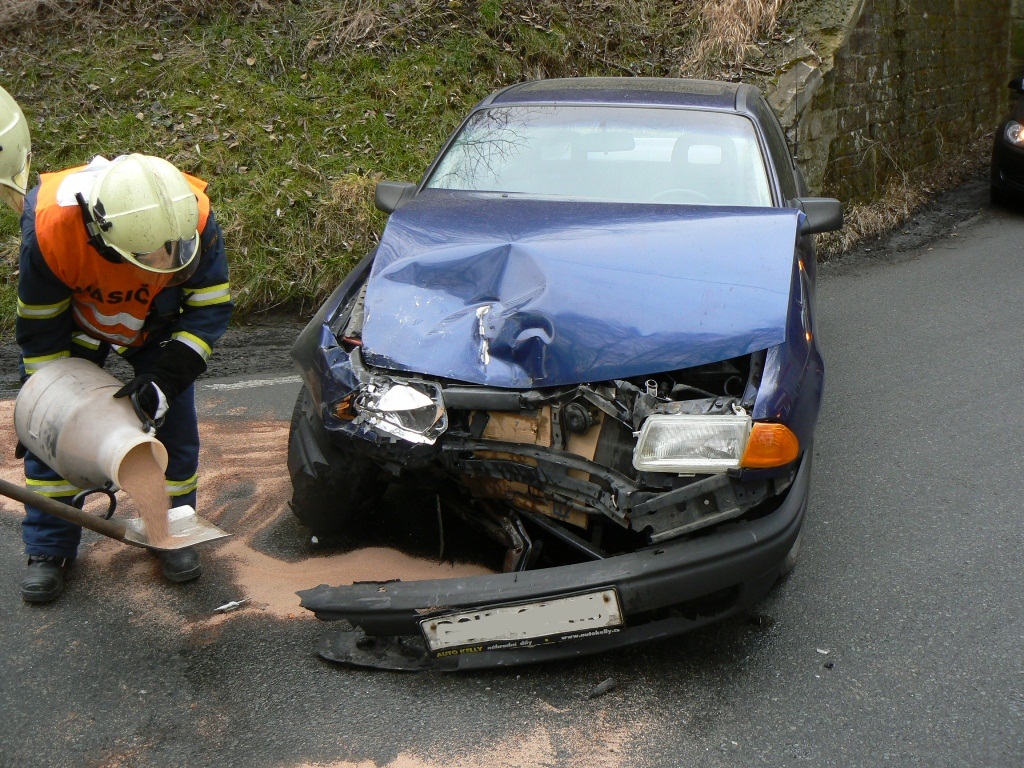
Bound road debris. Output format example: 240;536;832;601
587;677;617;699
214;597;251;614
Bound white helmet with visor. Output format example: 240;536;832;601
0;85;32;213
86;154;200;275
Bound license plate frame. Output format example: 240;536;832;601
419;587;624;657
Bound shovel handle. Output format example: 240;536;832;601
0;477;133;544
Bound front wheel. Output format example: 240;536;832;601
287;386;386;534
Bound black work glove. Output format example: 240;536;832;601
114;374;169;422
114;340;208;422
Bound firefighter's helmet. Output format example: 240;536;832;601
87;153;200;274
0;85;32;213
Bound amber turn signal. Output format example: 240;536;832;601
740;422;799;468
331;394;357;420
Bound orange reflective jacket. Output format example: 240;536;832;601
33;164;211;347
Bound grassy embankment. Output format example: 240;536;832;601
0;0;788;334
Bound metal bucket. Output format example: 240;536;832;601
14;357;168;490
8;358;230;550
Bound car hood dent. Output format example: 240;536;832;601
362;191;800;388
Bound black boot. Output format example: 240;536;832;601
21;555;71;604
155;546;202;583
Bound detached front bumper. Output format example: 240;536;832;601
299;452;811;671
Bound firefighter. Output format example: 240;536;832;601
17;152;233;603
0;84;31;214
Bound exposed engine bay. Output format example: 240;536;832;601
323;282;795;573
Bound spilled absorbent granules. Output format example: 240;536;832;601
119;444;170;547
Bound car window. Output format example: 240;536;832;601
425;105;773;207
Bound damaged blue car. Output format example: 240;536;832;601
290;78;843;670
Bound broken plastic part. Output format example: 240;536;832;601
214;597;251;614
355;379;448;445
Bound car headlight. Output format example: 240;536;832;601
355;379;448;445
633;415;751;473
1006;121;1024;147
633;416;801;473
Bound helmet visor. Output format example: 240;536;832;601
12;150;30;193
0;184;24;213
127;230;200;274
0;150;29;212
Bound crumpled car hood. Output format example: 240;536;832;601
362;190;801;388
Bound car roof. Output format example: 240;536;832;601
483;77;758;113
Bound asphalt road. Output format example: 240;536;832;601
1;185;1022;767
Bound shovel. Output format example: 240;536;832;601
0;476;231;551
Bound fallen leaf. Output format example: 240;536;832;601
152;52;164;62
246;56;256;66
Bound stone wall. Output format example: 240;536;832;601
773;0;1012;203
1012;0;1024;72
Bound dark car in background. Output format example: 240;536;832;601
991;76;1024;204
289;78;843;670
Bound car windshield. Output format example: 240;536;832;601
425;105;774;206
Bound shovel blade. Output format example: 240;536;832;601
121;505;232;551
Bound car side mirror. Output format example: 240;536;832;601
375;181;417;214
790;197;844;235
1008;78;1024;93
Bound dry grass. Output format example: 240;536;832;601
310;0;441;49
818;132;991;259
819;181;931;258
685;0;791;76
0;0;59;30
0;0;263;33
1;0;791;78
